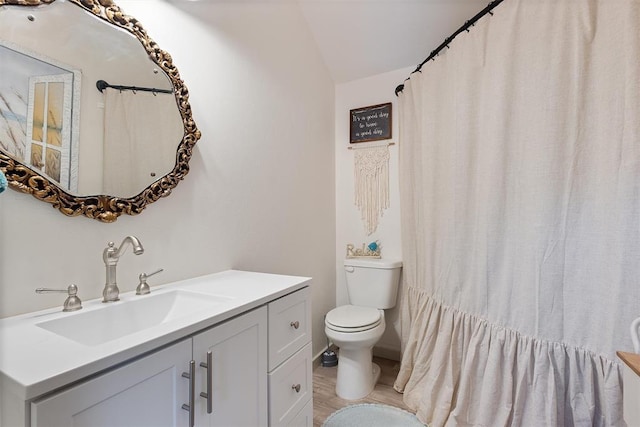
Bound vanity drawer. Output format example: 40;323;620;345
268;287;311;369
268;342;313;427
288;398;313;427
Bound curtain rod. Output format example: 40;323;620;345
96;79;173;94
395;0;505;96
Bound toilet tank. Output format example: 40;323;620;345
344;258;402;309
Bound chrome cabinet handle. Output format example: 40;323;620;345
199;351;213;414
181;360;196;427
292;384;301;393
290;321;300;329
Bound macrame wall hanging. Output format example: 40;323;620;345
353;144;391;235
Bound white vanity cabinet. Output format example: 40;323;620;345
0;271;312;427
31;306;268;427
267;287;313;426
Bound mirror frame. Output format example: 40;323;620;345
0;0;201;222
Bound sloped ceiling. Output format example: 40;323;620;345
297;0;488;83
167;0;489;83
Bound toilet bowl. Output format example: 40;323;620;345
325;258;402;400
325;306;386;399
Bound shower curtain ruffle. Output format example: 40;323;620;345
394;286;623;427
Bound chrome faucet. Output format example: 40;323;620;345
103;235;144;302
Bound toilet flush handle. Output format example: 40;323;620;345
345;266;355;273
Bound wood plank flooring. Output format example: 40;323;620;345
312;356;412;427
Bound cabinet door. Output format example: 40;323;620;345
193;306;268;427
31;339;192;427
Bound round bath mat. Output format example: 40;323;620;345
322;403;426;427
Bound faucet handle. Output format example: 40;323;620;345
136;268;164;295
35;285;82;312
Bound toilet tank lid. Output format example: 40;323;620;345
344;258;403;269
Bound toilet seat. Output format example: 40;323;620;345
325;305;383;333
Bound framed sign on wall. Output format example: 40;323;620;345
349;102;392;144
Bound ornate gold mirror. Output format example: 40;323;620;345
0;0;200;222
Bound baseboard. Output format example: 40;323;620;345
314;344;400;364
312;349;324;369
373;345;401;361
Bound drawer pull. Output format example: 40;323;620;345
290;321;300;329
181;360;196;427
199;351;213;414
292;383;301;393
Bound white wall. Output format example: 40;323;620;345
0;0;336;359
335;67;412;358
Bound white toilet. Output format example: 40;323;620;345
325;258;402;400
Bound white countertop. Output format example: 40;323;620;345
0;270;310;400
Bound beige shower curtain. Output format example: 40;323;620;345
103;89;182;197
395;0;640;425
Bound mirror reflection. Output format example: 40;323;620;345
0;0;198;221
0;42;80;192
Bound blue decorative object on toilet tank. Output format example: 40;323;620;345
0;169;7;194
368;241;378;251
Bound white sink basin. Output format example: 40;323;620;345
36;290;233;346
